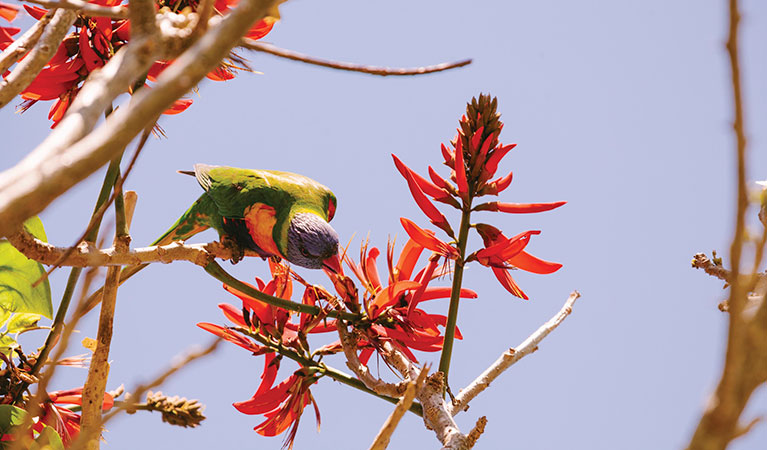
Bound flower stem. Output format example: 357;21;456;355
438;204;472;385
204;261;361;322
25;154;123;385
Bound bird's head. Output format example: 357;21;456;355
286;213;341;272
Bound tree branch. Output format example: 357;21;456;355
369;367;427;450
23;0;129;19
7;227;259;267
241;40;472;76
0;10;53;75
449;291;580;416
78;191;135;450
0;8;76;109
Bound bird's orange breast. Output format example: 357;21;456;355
243;203;280;256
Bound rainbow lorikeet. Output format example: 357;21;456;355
84;165;341;313
158;164;341;271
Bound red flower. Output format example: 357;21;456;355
234;369;320;449
472;223;562;299
399;218;458;259
0;26;19;50
36;388;114;445
0;2;18;22
391;154;454;235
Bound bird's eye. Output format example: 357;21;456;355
299;247;311;258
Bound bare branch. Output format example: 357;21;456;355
449;291;580;416
128;0;158;38
0;8;76;109
378;341;479;449
337;321;411;398
0;10;53;75
686;1;767;448
692;253;732;282
79;191;137;450
368;366;428;450
24;0;129;19
0;0;281;240
7;228;262;267
242;40;472;76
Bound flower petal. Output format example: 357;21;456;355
507;251;562;274
453;138;469;197
490;267;528;300
482;143;516;179
392;154;446;199
395;156;453;233
400;218;457;258
394;238;424;281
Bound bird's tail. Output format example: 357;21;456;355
81;195;219;314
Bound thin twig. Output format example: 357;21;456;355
449;291;580;415
0;8;76;109
241;40;472;76
24;0;129;19
692;253;732;282
369;366;428;450
0;10;53;75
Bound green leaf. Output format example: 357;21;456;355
0;335;18;357
31;425;65;450
0;404;28;435
6;313;41;334
0;217;53;319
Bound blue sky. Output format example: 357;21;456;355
2;0;766;448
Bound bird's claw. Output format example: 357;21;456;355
221;236;246;264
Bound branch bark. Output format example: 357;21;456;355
369;367;428;450
6;228;260;267
449;291;581;416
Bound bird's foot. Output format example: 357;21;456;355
221;236;246;264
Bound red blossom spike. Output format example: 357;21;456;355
427;165;455;194
419;287;478;301
23;5;46;20
400;218;458;259
490;267;528;300
476;201;566;214
218;302;249;328
363;247;383;292
507;251;563;274
224;283;275;325
370;280;421;316
234;377;295;415
482;143;516;179
469;126;484;153
0;2;19;21
399;164;454;235
478;230;541;263
394;238;425;281
197;322;265;353
453;138;469;197
441;143;454;168
163;98;193;115
392;154;446;199
407;256;438;316
476;130;496;163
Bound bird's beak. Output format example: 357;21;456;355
322;253;343;275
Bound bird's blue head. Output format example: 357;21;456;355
286;213;341;271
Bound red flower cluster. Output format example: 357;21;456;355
198;232;475;446
5;0;274;126
392;94;564;299
37;388;114;445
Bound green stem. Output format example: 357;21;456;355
236;326;423;416
204;261;361;322
28;157;123;381
437;203;472;384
